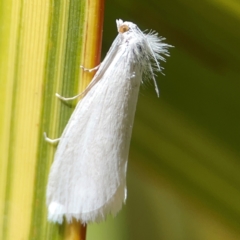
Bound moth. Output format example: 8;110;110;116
45;19;172;224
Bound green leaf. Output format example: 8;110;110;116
0;0;104;239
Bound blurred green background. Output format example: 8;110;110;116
88;0;240;239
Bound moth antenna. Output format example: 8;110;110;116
148;62;160;97
139;28;161;71
147;38;161;71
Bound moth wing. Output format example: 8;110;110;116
47;54;141;224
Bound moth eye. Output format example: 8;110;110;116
118;24;130;33
137;45;142;52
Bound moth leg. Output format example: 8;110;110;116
44;132;60;144
55;92;82;101
80;64;100;72
56;65;100;101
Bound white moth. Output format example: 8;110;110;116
46;19;172;224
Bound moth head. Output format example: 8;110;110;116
118;24;130;33
116;19;137;34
